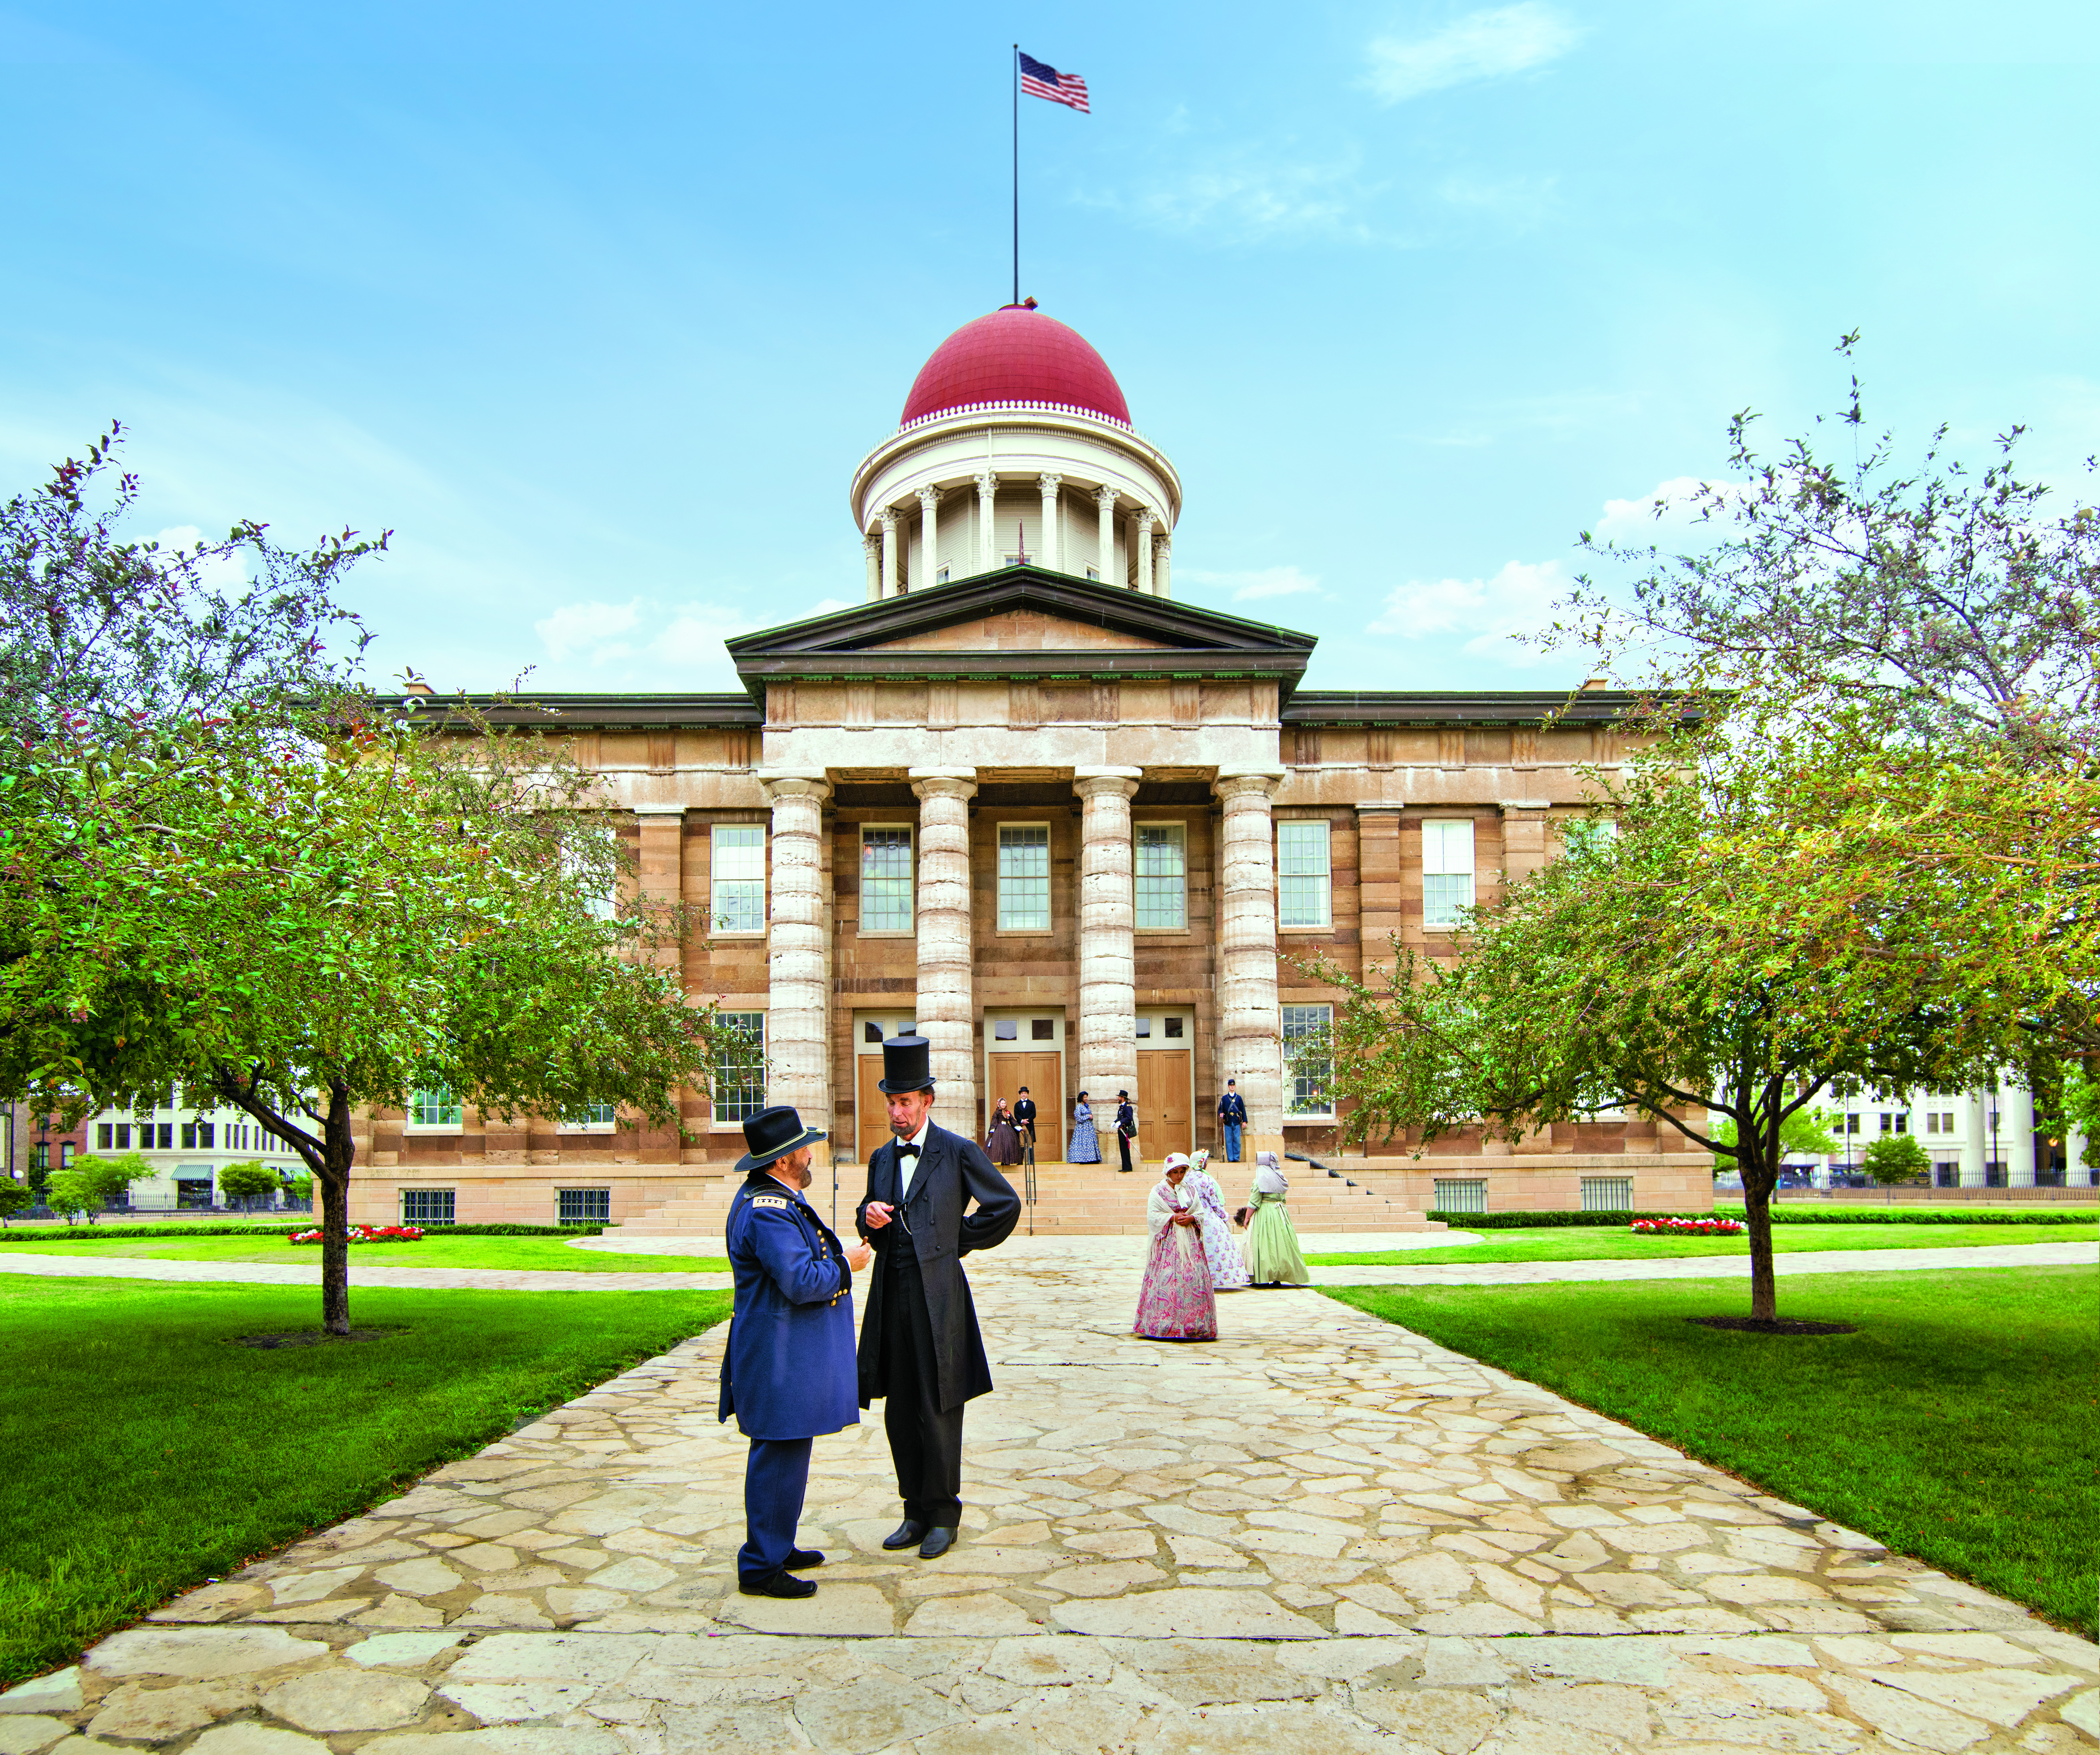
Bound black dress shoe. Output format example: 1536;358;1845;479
918;1526;957;1560
738;1570;817;1599
881;1520;928;1551
786;1547;825;1569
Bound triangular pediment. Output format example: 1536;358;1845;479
722;567;1310;667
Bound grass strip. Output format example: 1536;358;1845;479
1419;1206;2097;1228
0;1276;731;1685
0;1221;608;1242
1305;1220;2095;1267
1326;1264;2097;1636
0;1234;730;1274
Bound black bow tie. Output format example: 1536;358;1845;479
896;1141;920;1159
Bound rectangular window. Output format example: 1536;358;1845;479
1878;1112;1893;1133
563;826;618;923
401;1188;456;1226
712;1011;767;1124
1135;823;1187;931
1277;819;1333;929
409;1083;462;1128
997;825;1052;931
1281;1003;1334;1117
199;1120;215;1148
1433;1178;1488;1215
1894;1113;1908;1133
557;1188;611;1226
181;1123;197;1149
711;824;766;934
1422;818;1475;928
114;1122;131;1149
156;1123;173;1149
1581;1176;1633;1212
860;826;914;934
1844;1114;1860;1134
97;1123;112;1149
32;1143;49;1172
60;1142;76;1168
563;1103;617;1130
1940;1111;1954;1133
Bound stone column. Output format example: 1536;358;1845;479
1095;485;1118;586
909;769;979;1128
1154;532;1171;600
880;511;898;599
975;470;999;575
1073;768;1141;1122
1038;473;1062;572
2005;1082;2037;1186
760;775;832;1133
1133;509;1156;596
1214;770;1287;1149
863;533;881;603
916;485;940;590
1961;1086;1987;1186
2068;1119;2092;1187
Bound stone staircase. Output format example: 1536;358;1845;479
620;1156;1446;1239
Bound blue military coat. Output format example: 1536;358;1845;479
717;1169;860;1441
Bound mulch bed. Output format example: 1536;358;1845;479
1688;1315;1858;1336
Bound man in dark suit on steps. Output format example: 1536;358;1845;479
856;1034;1021;1560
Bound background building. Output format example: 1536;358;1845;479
354;307;1716;1231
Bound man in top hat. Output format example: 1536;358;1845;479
856;1034;1021;1559
1011;1086;1037;1159
718;1104;872;1599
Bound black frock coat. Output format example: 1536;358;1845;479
855;1121;1021;1413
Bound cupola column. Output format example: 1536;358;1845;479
1073;767;1142;1135
863;533;881;603
1133;509;1156;596
1095;485;1118;587
908;769;979;1129
916;485;940;590
1154;532;1172;601
1037;473;1062;572
880;511;899;599
975;470;999;576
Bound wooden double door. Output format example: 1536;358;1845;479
986;1051;1063;1160
1135;1049;1193;1160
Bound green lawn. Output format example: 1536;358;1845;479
1328;1265;2097;1636
0;1277;731;1686
0;1233;731;1274
1306;1220;2094;1267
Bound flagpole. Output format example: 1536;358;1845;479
1012;44;1020;306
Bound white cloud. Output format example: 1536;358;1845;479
1368;558;1567;664
1365;4;1583;104
1179;564;1327;603
535;598;644;664
1077;150;1388;246
1591;476;1741;540
534;595;776;681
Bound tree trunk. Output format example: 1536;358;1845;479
1741;1134;1781;1323
320;1078;354;1336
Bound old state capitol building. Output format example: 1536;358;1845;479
353;305;1712;1233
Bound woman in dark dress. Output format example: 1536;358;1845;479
984;1098;1023;1166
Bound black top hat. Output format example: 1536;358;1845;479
878;1034;935;1094
735;1105;827;1175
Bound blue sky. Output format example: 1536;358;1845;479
3;1;2094;695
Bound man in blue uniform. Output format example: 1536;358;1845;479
718;1104;871;1599
857;1035;1020;1560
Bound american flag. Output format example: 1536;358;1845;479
1019;51;1089;113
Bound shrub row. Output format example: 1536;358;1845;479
0;1221;603;1242
1428;1206;2095;1229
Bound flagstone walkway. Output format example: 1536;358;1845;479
4;1245;2093;1751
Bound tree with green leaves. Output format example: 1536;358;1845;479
215;1161;282;1212
1861;1134;1930;1186
1295;724;2028;1323
0;1181;33;1226
42;1152;152;1224
1712;1106;1840;1161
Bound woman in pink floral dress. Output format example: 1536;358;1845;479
1133;1154;1218;1341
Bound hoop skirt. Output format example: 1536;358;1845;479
1134;1183;1218;1341
1244;1188;1310;1285
1067;1103;1101;1164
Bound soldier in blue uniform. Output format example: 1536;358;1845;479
717;1104;871;1599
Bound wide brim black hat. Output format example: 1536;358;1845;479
878;1033;935;1094
735;1104;828;1174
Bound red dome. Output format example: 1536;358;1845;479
900;306;1131;425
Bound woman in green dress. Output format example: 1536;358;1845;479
1243;1153;1310;1288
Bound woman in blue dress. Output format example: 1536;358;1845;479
1067;1091;1101;1164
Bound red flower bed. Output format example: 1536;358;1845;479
288;1225;425;1245
1630;1216;1746;1236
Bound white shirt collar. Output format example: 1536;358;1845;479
905;1118;932;1151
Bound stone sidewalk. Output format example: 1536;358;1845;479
4;1244;2092;1751
0;1236;2090;1296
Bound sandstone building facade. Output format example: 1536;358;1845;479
351;307;1714;1229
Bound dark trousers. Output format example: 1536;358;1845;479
1118;1131;1134;1173
881;1249;964;1528
739;1436;813;1582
